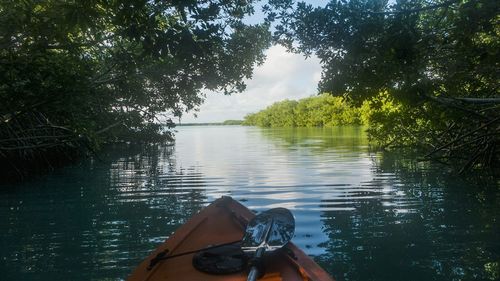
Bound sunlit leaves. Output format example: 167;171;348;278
243;94;366;127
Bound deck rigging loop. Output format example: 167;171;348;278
192;243;248;274
147;240;241;271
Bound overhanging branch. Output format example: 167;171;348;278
368;0;462;15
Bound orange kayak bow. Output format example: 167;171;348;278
127;196;334;281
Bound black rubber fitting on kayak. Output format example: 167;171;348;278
193;243;247;274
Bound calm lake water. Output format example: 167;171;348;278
1;126;499;281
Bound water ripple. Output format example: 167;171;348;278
1;126;498;281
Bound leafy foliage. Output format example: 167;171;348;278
0;0;271;179
268;0;498;101
243;94;365;127
265;0;500;171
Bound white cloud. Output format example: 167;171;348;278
181;45;322;123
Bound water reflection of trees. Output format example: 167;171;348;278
258;126;369;153
253;125;499;280
1;144;208;280
317;152;500;281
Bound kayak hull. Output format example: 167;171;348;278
127;196;334;281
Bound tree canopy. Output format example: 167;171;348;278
268;0;498;102
0;0;271;178
266;0;499;172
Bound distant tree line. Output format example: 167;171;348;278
177;120;243;126
222;120;244;125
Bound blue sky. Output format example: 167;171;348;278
180;1;326;123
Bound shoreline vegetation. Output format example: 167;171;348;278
242;94;370;128
177;120;244;126
1;0;498;181
0;1;270;181
242;91;499;174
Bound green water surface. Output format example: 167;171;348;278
1;126;498;281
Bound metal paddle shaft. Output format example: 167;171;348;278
247;247;265;281
241;208;295;281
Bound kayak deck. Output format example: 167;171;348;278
127;196;334;281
